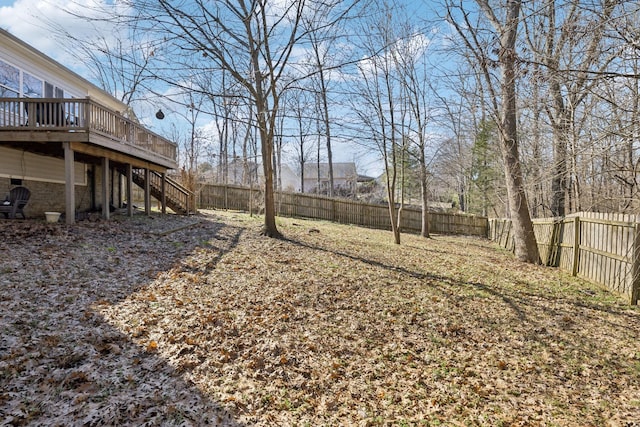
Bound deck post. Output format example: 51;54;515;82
126;164;133;217
144;168;151;216
102;157;110;220
63;142;75;224
161;172;167;214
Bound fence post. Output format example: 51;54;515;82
505;219;513;250
572;217;580;277
631;223;640;305
500;219;507;248
332;199;337;223
547;220;561;267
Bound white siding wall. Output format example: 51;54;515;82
0;146;86;185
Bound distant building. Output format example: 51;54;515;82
277;164;300;192
302;162;358;195
200;160;299;192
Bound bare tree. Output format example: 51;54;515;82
302;5;342;197
352;3;405;244
169;92;206;199
391;24;436;237
120;0;361;236
447;0;539;263
85;1;317;237
522;0;618;217
287;88;316;193
430;73;475;214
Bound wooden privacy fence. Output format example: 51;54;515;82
489;212;640;304
198;184;488;237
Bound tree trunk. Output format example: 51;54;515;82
319;70;335;198
420;157;430;238
386;183;401;245
498;0;539;263
548;59;569;217
253;68;280;238
258;116;279;237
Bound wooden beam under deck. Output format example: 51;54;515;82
69;141;168;172
126;164;133;217
144;168;151;216
0;138;175;171
0;131;176;170
0;130;89;143
89;133;177;169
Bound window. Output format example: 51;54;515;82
23;72;42;98
0;59;19;97
0;84;18;97
0;58;71;125
0;59;65;98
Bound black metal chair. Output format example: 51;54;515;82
0;186;31;219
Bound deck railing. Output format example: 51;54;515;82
0;97;176;161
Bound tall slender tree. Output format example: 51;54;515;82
392;24;436;238
523;0;618;216
447;0;539;263
353;3;405;244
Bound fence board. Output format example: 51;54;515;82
199;183;488;237
489;212;639;304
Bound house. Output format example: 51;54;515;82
201;160;299;192
0;29;191;223
205;159;261;187
302;162;358;195
277;164;299;192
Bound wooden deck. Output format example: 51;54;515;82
0;97;177;170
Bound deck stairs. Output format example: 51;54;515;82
122;168;195;215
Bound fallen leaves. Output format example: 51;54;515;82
1;210;640;425
0;213;236;426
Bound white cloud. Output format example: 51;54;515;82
0;0;126;69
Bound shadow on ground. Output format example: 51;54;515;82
0;213;244;426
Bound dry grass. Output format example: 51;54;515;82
1;210;639;426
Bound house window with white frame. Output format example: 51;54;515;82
0;59;20;97
23;72;43;98
0;58;72;128
0;58;64;99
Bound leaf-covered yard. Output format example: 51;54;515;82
1;210;639;426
